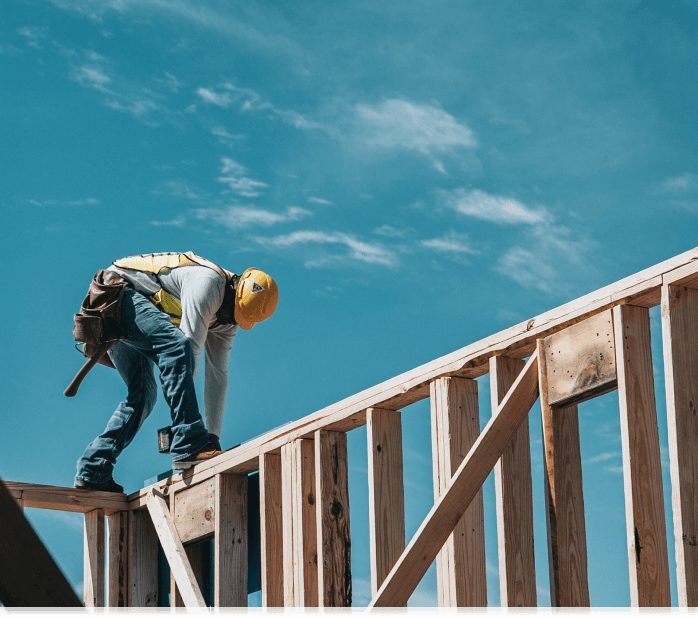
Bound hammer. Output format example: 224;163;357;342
64;340;116;397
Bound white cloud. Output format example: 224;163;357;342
494;247;559;295
584;451;621;464
196;87;232;107
218;157;268;197
438;188;549;225
28;197;100;207
661;172;698;194
355;99;476;173
76;65;111;91
195;205;311;229
372;225;407;238
307;197;334;206
154;180;207;201
155;72;182;93
211;126;243;140
254;230;398;267
420;231;477;255
18;26;49;48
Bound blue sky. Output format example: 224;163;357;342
1;0;697;608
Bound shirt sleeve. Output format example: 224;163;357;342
204;324;237;437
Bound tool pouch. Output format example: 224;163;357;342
73;270;129;347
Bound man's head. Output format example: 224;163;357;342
234;268;278;330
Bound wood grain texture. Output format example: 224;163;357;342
128;250;698;506
145;489;206;608
614;304;671;606
173;544;205;607
84;509;105;607
369;350;539;608
543;310;617;407
106;511;128;607
294;439;318;607
174;478;216;544
661;284;698;607
281;442;296;606
315;430;352;607
430;377;486;607
127;507;158;607
5;481;127;514
214;474;248;607
260;452;284;607
0;477;82;607
490;356;537;607
539;339;590;607
367;408;405;599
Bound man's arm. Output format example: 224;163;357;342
204;325;236;438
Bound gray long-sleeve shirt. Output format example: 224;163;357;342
107;264;236;437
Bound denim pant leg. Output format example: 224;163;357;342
75;341;158;483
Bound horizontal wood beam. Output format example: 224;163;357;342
6;481;127;514
368;349;540;608
127;249;698;505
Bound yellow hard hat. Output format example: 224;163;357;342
234;268;279;330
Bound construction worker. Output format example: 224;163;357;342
73;252;278;493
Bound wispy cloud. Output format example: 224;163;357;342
354;99;476;174
660;172;698;194
307;197;334;206
195;205;311;229
373;225;407;238
28;197;100;207
218;157;267;197
211;126;243;141
18;26;49;49
493;247;560;295
253;230;398;268
438;188;549;225
584;451;621;464
153;180;208;201
420;231;477;256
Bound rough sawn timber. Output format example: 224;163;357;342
5;481;128;514
368;349;540;608
128;248;698;505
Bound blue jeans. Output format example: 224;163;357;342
75;288;210;484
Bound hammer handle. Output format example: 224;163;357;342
64;341;116;398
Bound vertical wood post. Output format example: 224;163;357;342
84;509;105;608
661;283;698;607
282;439;318;607
214;473;248;607
315;430;352;607
538;339;590;607
106;511;128;607
367;407;405;601
430;377;486;607
127;508;159;607
614;304;671;606
490;356;537;607
260;452;284;607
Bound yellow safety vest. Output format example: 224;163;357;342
113;252;236;327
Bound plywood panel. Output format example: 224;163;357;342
174;478;215;544
661;283;698;607
614;304;670;606
544;310;617;406
315;430;352;607
539;340;590;607
430;377;486;607
106;511;128;607
490;356;537;607
260;452;283;607
367;408;405;599
215;474;248;607
84;509;105;608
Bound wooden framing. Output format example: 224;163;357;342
490;356;537;607
106;511;128;607
83;509;105;607
662;283;698;607
614;304;670;606
127;506;159;606
315;430;352;607
430;376;486;607
367;407;406;599
538;339;590;607
5;481;127;514
260;452;284;607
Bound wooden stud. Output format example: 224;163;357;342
0;476;82;607
84;509;105;607
145;488;206;608
214;473;248;607
127;507;159;607
173;544;205;607
173;478;216;544
368;349;540;608
260;452;283;607
4;481;127;514
430;377;486;607
281;442;296;606
661;283;698;607
539;339;590;607
315;430;352;607
106;511;128;607
614;304;671;606
490;356;537;607
295;439;318;607
367;407;405;600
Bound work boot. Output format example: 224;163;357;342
208;433;221;451
172;442;223;470
74;478;125;494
